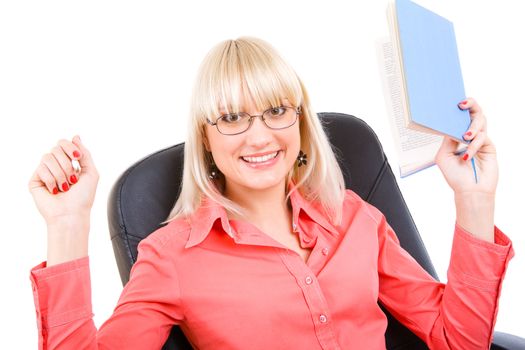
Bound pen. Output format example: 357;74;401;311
471;157;478;184
72;159;81;173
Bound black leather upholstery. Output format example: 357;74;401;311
108;113;523;349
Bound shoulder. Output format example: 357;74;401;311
137;218;192;257
340;189;396;245
341;189;385;227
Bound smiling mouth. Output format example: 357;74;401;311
241;151;279;163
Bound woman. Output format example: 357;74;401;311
29;37;513;349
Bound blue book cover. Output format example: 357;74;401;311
395;0;471;142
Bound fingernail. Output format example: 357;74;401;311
70;174;78;184
52;187;59;195
62;182;69;191
464;131;472;137
461;100;468;105
462;153;469;161
73;150;81;158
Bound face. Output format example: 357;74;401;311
205;97;301;199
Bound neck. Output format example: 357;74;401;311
224;181;291;224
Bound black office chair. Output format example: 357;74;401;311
108;112;524;349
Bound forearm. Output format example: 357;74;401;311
47;214;90;266
455;192;495;243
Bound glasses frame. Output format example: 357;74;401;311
206;106;302;136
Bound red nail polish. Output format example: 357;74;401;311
62;182;69;191
462;153;469;161
70;174;78;184
465;131;472;137
53;187;59;195
73;150;81;158
461;100;468;105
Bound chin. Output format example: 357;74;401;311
243;178;285;191
229;174;288;194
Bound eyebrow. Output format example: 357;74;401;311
218;100;292;114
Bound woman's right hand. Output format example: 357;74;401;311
28;135;99;265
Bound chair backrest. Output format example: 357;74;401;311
108;112;438;349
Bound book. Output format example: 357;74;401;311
377;0;471;177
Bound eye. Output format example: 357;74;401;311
268;107;286;117
221;113;243;123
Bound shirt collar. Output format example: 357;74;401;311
185;196;234;249
288;188;340;238
184;187;339;249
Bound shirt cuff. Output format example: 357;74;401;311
30;256;93;329
448;224;514;293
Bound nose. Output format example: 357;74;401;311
244;114;273;148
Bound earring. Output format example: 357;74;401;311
297;150;308;167
209;161;220;180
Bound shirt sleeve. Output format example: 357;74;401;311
376;215;514;350
30;236;184;350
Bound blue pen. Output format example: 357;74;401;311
465;132;478;184
471;157;478;184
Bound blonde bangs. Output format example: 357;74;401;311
193;37;303;123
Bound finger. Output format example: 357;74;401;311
41;153;70;192
462;130;487;161
463;111;487;142
71;135;96;175
51;145;78;185
458;97;481;113
29;163;59;195
458;97;487;141
57;138;82;161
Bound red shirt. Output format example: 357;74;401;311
30;189;514;349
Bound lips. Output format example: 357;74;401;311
241;151;279;163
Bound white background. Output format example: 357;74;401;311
1;0;523;348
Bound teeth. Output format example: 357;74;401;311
242;152;278;163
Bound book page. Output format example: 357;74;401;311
376;37;443;177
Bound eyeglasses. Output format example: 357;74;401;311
207;106;301;135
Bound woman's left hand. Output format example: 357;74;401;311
435;97;498;196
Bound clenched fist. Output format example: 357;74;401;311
28;135;99;265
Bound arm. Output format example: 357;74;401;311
454;192;494;242
377;97;514;348
376;214;513;349
30;234;184;349
28;137;183;349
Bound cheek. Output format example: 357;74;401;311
207;135;241;170
206;128;227;156
280;128;301;168
288;126;302;154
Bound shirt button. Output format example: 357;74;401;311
305;276;313;285
292;222;298;231
319;314;327;323
303;237;311;244
322;247;329;256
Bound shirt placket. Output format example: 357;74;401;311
278;248;341;350
292;215;334;274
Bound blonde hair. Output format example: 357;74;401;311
164;36;345;225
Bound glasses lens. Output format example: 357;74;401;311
216;113;251;135
263;107;297;129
